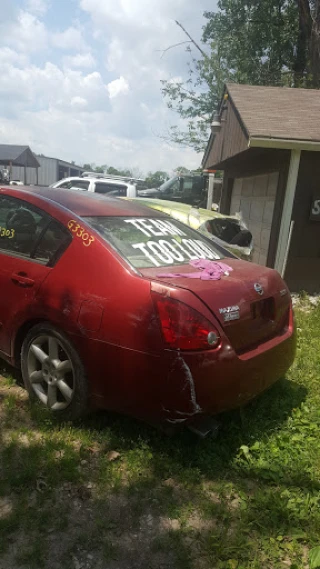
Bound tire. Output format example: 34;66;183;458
21;322;88;421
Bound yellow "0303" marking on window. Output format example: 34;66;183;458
0;226;15;239
67;220;95;247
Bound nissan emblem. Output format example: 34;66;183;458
254;283;264;295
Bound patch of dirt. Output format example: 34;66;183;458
0;478;210;569
185;511;216;531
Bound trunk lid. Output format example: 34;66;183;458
141;259;291;354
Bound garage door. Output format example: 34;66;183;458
230;172;278;266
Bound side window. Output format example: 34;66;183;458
33;220;71;265
59;181;72;188
59;180;89;190
116;186;128;197
182;179;193;197
169;179;181;197
94;182;127;195
0;195;70;265
94;182;112;194
69;180;89;191
0;196;49;258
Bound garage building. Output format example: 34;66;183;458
202;83;320;293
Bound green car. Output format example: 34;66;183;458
125;198;253;261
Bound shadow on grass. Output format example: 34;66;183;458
0;366;315;569
1;357;308;480
80;376;308;476
0;358;23;385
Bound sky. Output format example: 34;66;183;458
0;0;217;175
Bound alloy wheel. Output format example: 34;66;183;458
27;335;75;410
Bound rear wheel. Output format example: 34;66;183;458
21;323;88;421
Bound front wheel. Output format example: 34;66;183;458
21;323;88;421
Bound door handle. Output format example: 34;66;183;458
11;272;35;288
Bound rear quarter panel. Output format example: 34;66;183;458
29;219;166;411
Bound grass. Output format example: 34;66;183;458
0;298;319;568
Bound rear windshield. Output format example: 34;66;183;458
83;216;225;269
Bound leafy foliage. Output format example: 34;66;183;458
81;164;136;177
144;170;169;187
310;546;320;569
162;0;320;151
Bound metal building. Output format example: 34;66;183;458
11;154;84;186
0;145;40;183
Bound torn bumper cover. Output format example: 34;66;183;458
80;309;295;428
160;327;296;425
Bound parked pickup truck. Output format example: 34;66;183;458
138;174;222;208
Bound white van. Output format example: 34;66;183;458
50;175;137;198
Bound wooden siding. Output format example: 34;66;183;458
204;100;249;169
284;151;320;293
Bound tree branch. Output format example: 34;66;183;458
156;41;192;58
174;20;210;60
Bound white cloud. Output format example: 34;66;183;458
64;52;96;69
70;96;88;108
107;76;129;99
0;60;110;119
26;0;49;15
0;47;28;67
3;10;48;53
0;0;216;173
52;26;87;52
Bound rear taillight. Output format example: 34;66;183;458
152;292;220;351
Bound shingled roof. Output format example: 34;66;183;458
0;145;40;168
202;83;320;169
227;83;320;142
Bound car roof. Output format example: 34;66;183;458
0;185;167;218
57;176;131;187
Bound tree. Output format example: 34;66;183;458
173;166;190;175
82;163;94;171
295;0;320;87
107;166;133;177
130;167;144;179
310;0;320;87
161;1;320;151
82;163;143;177
145;170;169;187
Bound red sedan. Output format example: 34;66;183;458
0;186;295;431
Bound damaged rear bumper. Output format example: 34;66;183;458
74;322;296;428
161;326;296;425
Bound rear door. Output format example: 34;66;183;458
0;195;71;356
